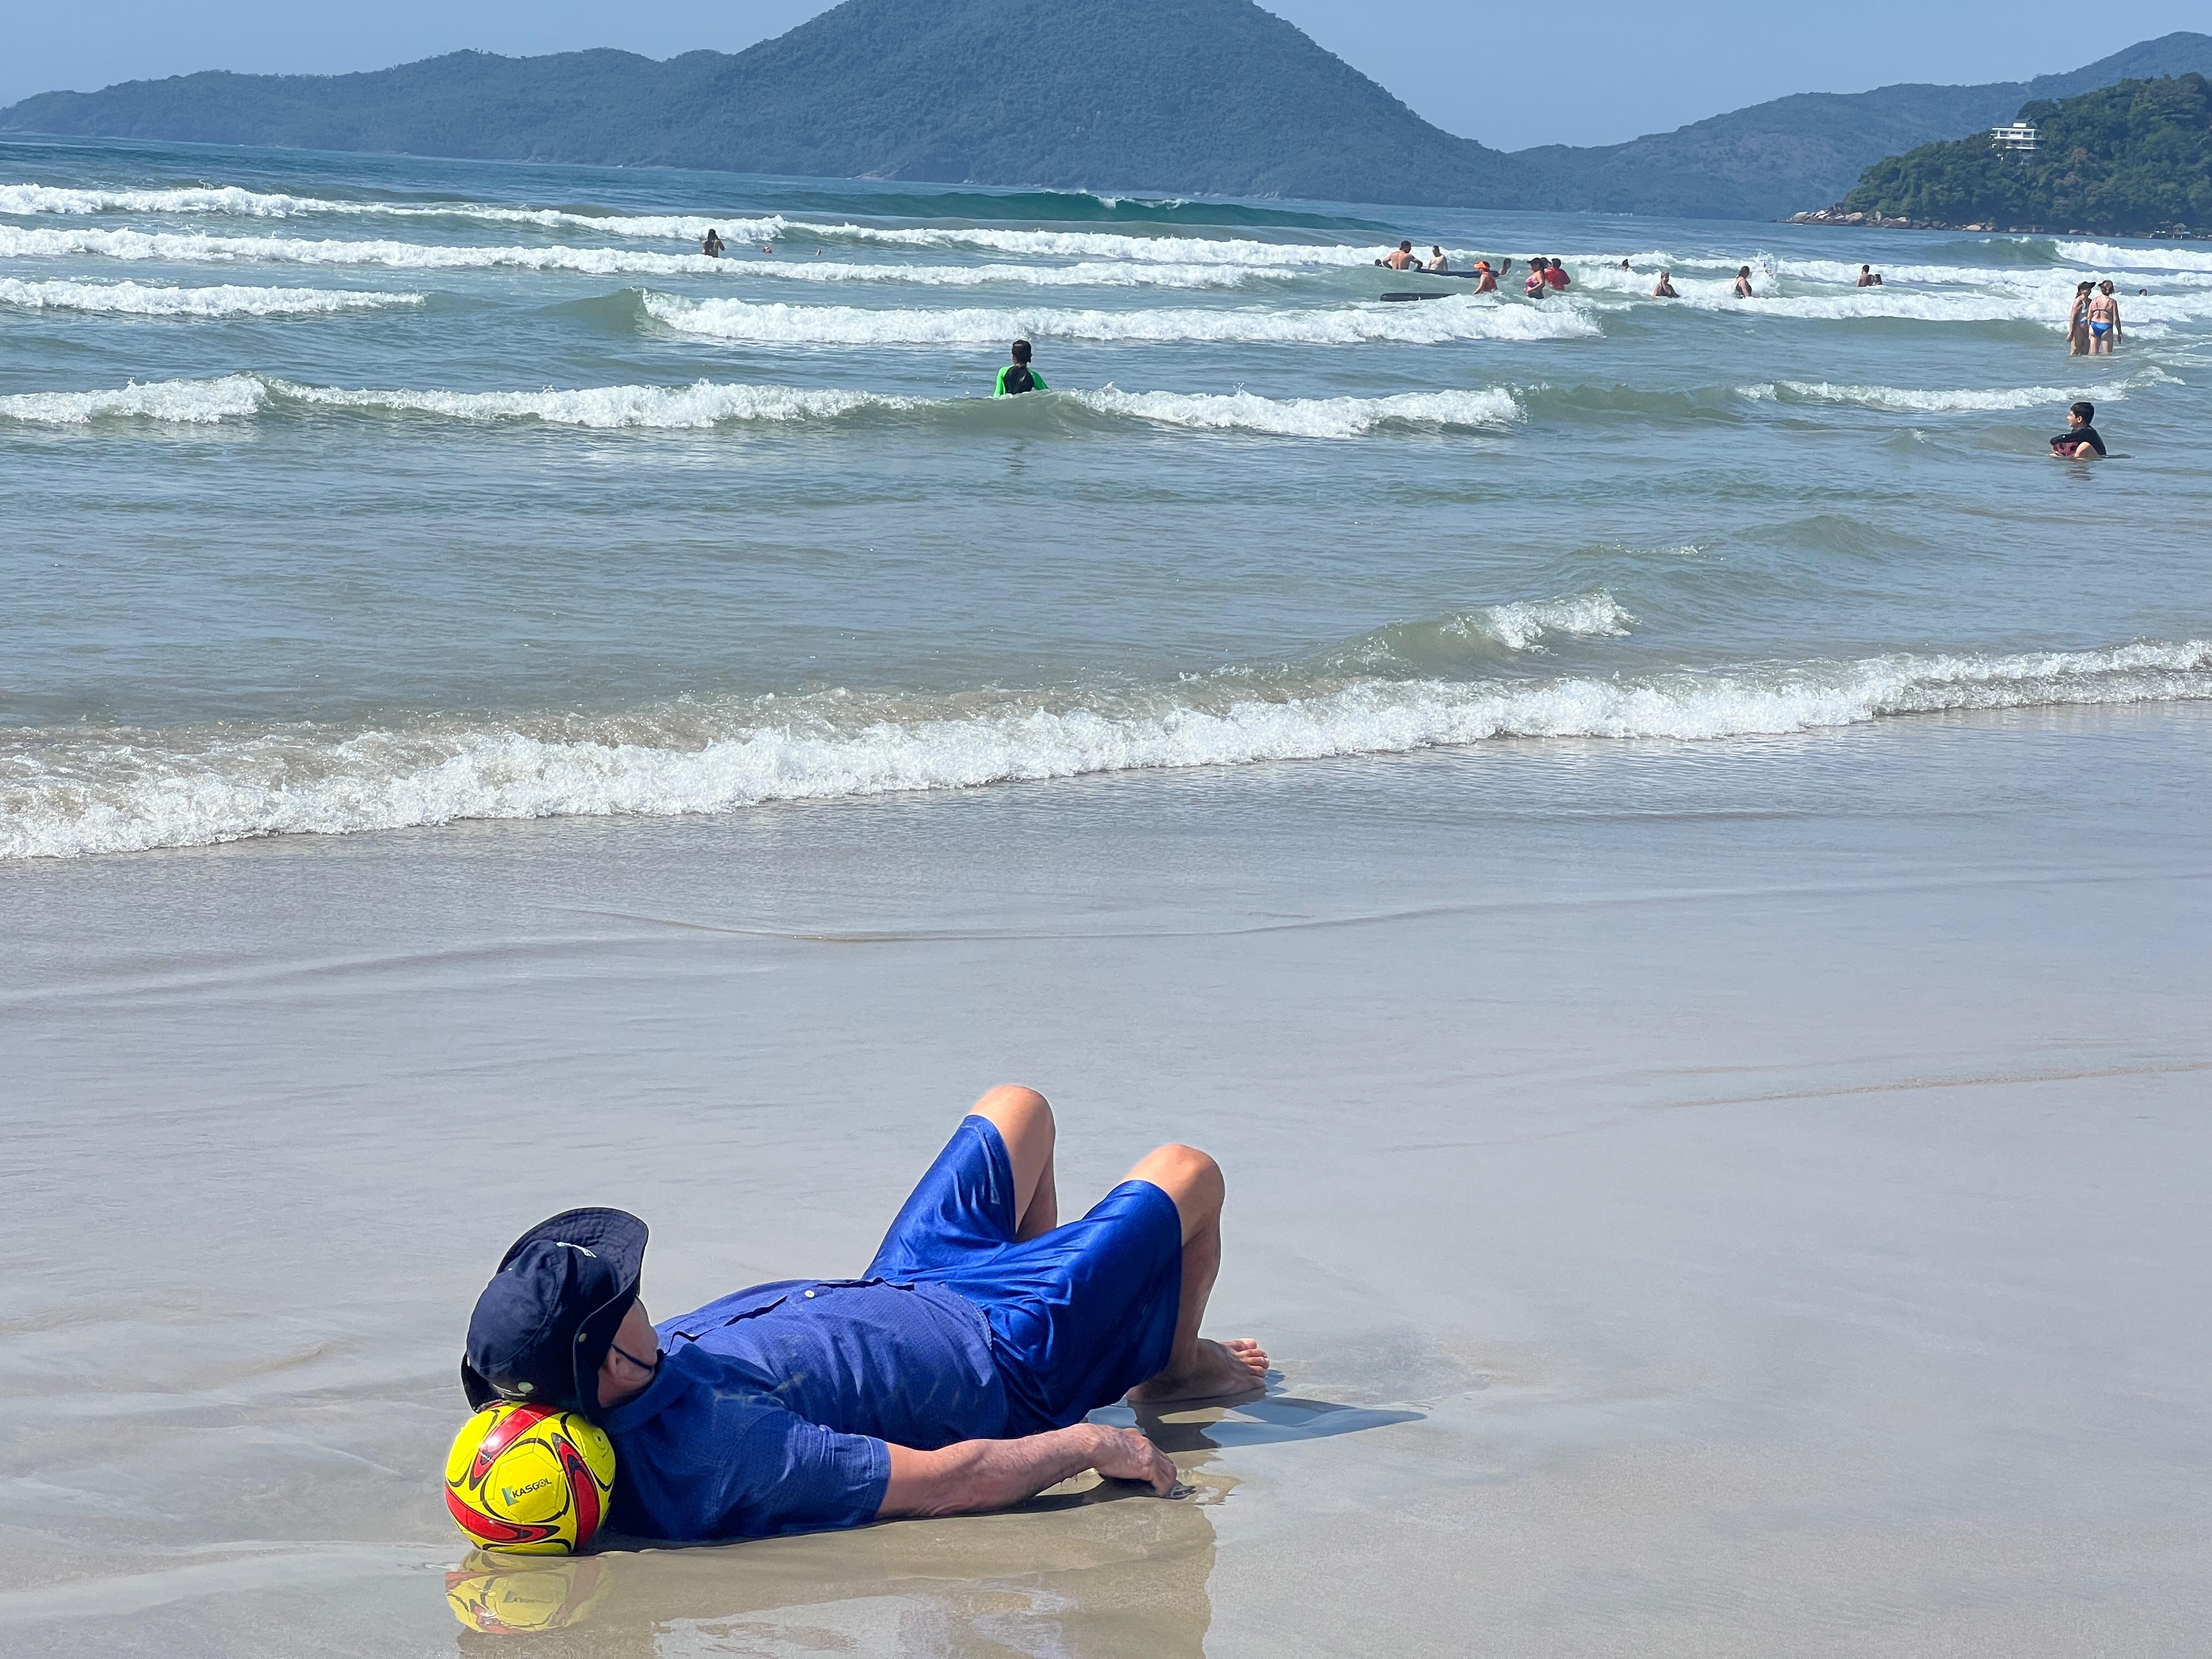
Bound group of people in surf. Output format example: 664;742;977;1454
1375;241;1573;295
1384;243;1782;301
2068;280;2127;355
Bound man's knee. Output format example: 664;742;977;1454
1130;1143;1222;1224
969;1084;1053;1139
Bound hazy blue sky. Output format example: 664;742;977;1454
6;2;2207;149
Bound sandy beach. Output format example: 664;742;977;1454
7;699;2209;1655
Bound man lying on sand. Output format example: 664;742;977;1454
461;1087;1267;1541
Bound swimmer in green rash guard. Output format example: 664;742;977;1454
994;338;1047;396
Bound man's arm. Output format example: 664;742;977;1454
877;1424;1176;1520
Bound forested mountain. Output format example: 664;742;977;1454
5;0;2210;222
1836;74;2212;233
0;0;1508;205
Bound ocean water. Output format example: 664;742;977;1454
2;133;2209;862
10;134;2212;1655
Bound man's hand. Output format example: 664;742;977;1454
1088;1425;1178;1495
879;1423;1179;1520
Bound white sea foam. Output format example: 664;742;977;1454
0;276;421;318
0;223;785;276
0;180;787;241
1073;386;1520;437
0;374;267;425
6;639;2205;858
1476;591;1638;650
1739;381;2091;413
712;258;1283;289
278;379;911;428
1766;257;2059;290
0;196;1405;267
0;373;1520;437
0;224;1353;289
0;373;906;430
1333;589;1640;663
644;292;1600;346
1665;286;2207;329
765;224;1397;266
2057;240;2212;272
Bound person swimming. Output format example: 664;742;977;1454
1378;241;1417;271
1651;270;1678;298
2050;399;2106;459
1525;259;1548;296
1856;264;1883;287
701;228;725;258
1471;259;1498;294
994;338;1047;397
1734;266;1755;298
1423;246;1451;273
1541;259;1570;290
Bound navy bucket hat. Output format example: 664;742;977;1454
461;1207;648;1420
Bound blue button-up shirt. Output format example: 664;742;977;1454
601;1278;1008;1541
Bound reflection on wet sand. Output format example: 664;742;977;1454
452;1466;1224;1658
447;1398;1421;1657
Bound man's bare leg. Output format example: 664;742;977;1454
1122;1144;1269;1403
968;1085;1058;1241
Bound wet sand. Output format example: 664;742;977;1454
5;703;2210;1656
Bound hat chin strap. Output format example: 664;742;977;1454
610;1339;659;1376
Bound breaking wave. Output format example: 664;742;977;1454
642;292;1600;346
690;258;1285;290
0;224;1379;286
0;179;1368;234
0;374;268;424
0;223;794;276
1071;386;1520;437
0;182;786;241
0;276;422;318
1740;380;2091;413
0;191;1394;266
1328;591;1637;668
761;224;1397;265
0;373;1522;437
2057;240;2212;273
7;638;2206;859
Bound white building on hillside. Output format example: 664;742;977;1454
1990;123;2040;153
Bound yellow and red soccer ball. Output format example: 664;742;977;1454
444;1402;615;1554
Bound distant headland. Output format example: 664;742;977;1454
1793;73;2211;237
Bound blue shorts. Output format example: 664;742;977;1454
867;1117;1184;1435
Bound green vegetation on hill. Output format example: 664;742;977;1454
4;0;2211;222
1840;74;2212;232
0;0;1505;205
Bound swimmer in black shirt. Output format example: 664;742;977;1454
2049;399;2106;460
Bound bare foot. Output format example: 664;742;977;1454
1127;1338;1270;1404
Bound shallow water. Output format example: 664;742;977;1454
2;134;2207;859
5;703;2210;1654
